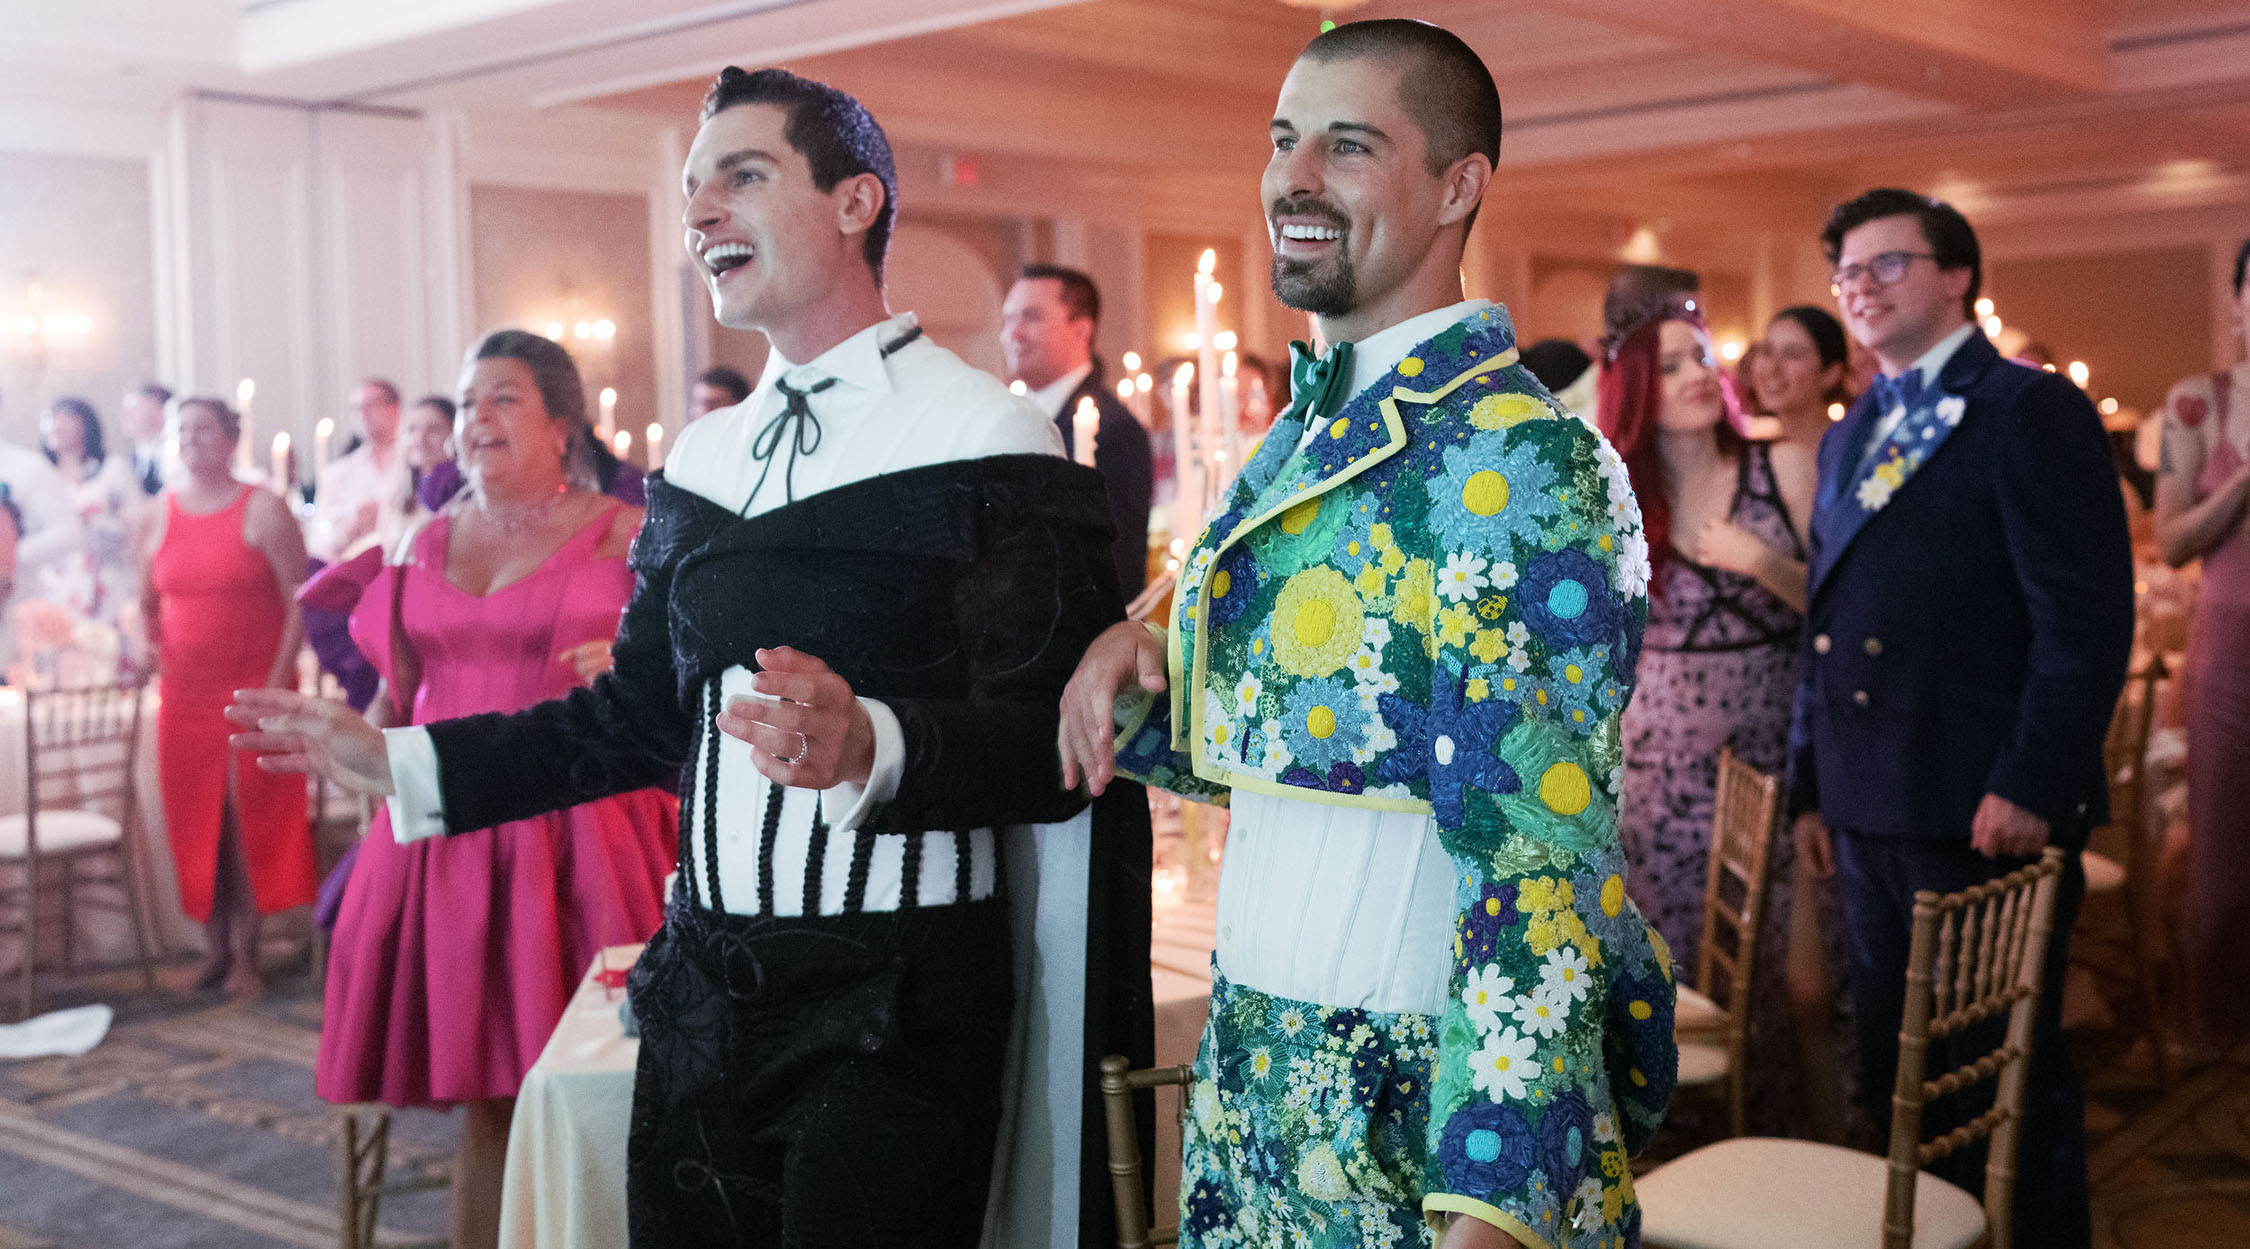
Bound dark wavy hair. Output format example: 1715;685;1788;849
1820;188;1982;321
42;396;107;469
701;67;897;282
1769;305;1848;371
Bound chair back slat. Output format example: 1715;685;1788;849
18;682;148;854
1690;749;1781;1138
1881;848;2065;1249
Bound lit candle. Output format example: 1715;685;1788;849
1194;250;1221;512
235;378;256;475
270;431;291;491
610;428;632;460
2067;361;2090;389
599;387;618;438
646;422;665;471
314;417;335;476
1171;362;1200;544
1134;371;1154;426
1220;351;1242;483
1073;396;1099;468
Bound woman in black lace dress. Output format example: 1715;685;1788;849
1600;298;1856;1138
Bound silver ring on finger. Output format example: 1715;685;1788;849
786;731;810;764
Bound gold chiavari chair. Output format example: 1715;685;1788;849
1671;748;1782;1138
0;680;158;1019
1637;848;2067;1249
1098;1054;1191;1249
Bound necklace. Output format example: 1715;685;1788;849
473;483;569;534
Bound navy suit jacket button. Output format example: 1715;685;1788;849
1852;689;1871;708
1864;637;1883;656
1814;634;1832;655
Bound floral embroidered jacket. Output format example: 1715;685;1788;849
1117;306;1678;1248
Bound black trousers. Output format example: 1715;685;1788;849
624;892;1013;1248
1832;831;2090;1249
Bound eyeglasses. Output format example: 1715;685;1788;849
1830;251;1937;293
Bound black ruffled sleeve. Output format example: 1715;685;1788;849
857;459;1122;833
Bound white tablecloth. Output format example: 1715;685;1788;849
498;943;643;1249
0;686;199;972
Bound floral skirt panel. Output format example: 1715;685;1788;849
1182;966;1439;1249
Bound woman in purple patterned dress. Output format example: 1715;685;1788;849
1601;298;1851;1137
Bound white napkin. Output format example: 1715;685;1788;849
0;1003;113;1059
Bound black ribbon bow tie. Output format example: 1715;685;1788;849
739;325;925;516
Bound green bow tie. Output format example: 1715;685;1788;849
1284;339;1355;427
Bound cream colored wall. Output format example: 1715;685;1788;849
468;184;657;457
0;151;159;446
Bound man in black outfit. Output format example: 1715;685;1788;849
235;67;1150;1249
1003;263;1154;597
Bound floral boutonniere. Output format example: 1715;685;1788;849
1853;387;1966;513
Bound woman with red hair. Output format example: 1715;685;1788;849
1599;293;1847;1137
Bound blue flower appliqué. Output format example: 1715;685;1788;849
1426;437;1562;565
1280;676;1368;773
1438;1100;1537;1196
1519;547;1623;650
1375;670;1521;828
1538;1088;1598;1192
1205;546;1260;628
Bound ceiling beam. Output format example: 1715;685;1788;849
1526;0;2111;109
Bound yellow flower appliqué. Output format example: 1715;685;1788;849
1468;392;1556;431
1271;567;1364;678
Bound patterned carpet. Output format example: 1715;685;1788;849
2;947;2248;1247
0;959;452;1249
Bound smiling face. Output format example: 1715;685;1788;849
1833;214;1973;369
455;358;567;492
1263;53;1470;333
1000;277;1092;391
1751;315;1841;416
402;400;453;471
682;102;878;335
1655;320;1726;433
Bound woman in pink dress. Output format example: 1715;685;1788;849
2158;236;2250;1043
313;330;674;1249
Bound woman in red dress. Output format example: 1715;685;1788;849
143;396;315;998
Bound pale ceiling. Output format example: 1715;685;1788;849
4;0;2247;251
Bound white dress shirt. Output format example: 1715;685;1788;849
307;443;397;563
1027;362;1095;420
1223;299;1492;1017
385;313;1067;918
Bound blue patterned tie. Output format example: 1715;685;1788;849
1283;339;1356;426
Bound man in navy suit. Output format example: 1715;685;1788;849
1789;188;2132;1249
1002;263;1154;597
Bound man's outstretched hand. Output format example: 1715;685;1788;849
1057;621;1167;796
226;688;396;796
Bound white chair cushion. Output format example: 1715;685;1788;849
2081;850;2125;895
1676;984;1729;1037
1639;1137;1987;1249
1674;1041;1730;1087
0;809;125;857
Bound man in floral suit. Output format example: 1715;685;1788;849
1061;19;1675;1249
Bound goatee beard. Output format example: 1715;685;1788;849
1271;252;1357;317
